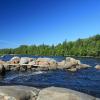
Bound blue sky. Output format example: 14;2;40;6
0;0;100;48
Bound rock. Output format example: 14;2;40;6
10;56;20;64
20;57;34;64
28;61;36;65
3;64;10;71
36;58;53;62
67;68;77;72
38;61;50;66
76;64;91;69
20;65;27;71
36;58;57;68
0;95;16;100
0;85;40;100
10;65;20;71
0;60;6;65
95;65;100;70
0;65;5;76
96;98;100;100
66;57;81;65
49;60;57;68
58;57;91;72
37;87;95;100
58;60;66;67
58;57;81;69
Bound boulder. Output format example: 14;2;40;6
20;57;33;64
37;87;95;100
36;58;57;68
10;56;20;64
49;60;57;68
0;85;40;100
58;57;81;69
58;57;91;72
95;65;100;70
65;57;81;65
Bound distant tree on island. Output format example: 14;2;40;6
0;34;100;57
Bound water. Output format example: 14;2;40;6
0;55;100;98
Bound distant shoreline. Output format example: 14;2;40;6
0;54;100;59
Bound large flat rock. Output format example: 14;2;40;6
0;86;99;100
37;86;99;100
0;85;40;100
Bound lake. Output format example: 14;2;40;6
0;55;100;98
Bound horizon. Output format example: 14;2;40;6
0;0;100;49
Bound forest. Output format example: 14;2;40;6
0;34;100;57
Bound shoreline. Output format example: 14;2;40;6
1;54;100;58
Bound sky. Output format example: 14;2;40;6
0;0;100;48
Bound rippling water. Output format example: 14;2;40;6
0;55;100;98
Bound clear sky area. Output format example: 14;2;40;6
0;0;100;48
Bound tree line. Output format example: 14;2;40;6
0;34;100;57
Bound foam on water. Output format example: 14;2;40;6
3;71;46;82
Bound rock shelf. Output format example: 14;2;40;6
0;86;99;100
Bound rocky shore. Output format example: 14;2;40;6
0;56;94;75
0;85;99;100
0;57;99;100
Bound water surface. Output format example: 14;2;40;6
0;55;100;98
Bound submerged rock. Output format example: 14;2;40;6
95;65;100;70
66;57;81;65
37;86;96;100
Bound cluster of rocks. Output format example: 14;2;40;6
0;56;99;75
58;57;91;71
0;85;99;100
